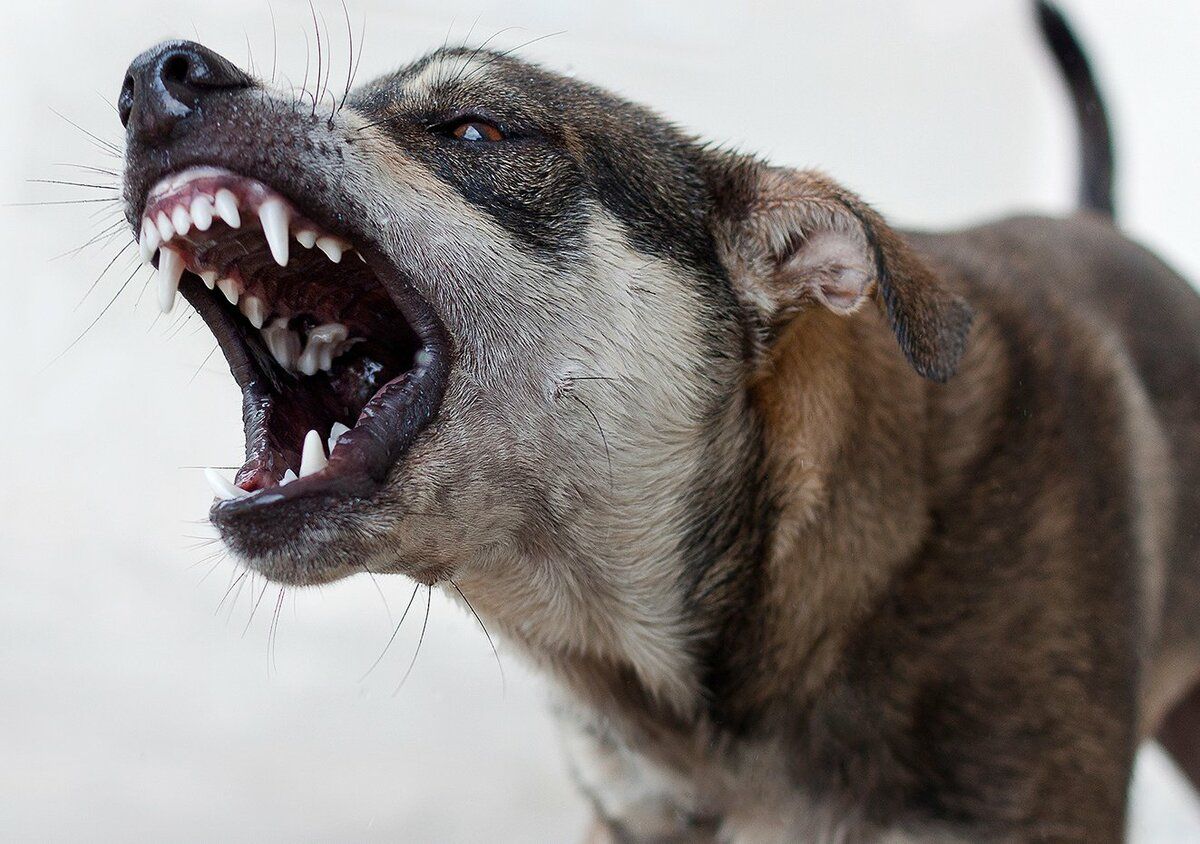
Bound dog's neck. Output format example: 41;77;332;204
459;302;956;746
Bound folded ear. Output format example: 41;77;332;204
711;164;973;382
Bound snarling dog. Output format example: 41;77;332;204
118;2;1200;840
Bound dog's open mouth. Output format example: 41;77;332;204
138;166;450;517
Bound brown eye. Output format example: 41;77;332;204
449;119;505;142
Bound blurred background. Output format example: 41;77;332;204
1;0;1197;840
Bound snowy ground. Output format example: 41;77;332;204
2;1;1198;840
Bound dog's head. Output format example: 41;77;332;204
120;40;970;696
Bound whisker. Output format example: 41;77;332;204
360;582;420;681
49;107;123;155
52;162;120;177
393;585;432;694
75;241;134;309
215;570;248;615
27;179;118;191
451;579;505;694
242;579;271;637
268;586;286;675
567;392;614;490
45;262;147;369
358;560;392;624
5;197;120;207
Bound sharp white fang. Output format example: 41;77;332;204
214;189;241;228
155;212;174;242
299;429;328;478
199;270;217;290
190;195;214;231
217;277;239;306
295;229;317;249
315;237;343;263
204;467;248;500
328;421;351;454
240;295;266;329
171;204;192;237
280;468;298;486
258;199;290;266
157;248;185;314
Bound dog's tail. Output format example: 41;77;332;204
1035;0;1115;218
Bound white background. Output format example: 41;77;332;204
2;1;1198;840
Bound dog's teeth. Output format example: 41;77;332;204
328;421;351;454
204;467;248;500
258;199;290;267
213;189;241;228
315;237;344;263
155;211;174;243
280;468;298;486
139;220;160;263
299;429;328;478
295;229;317;249
190;195;214;231
297;323;348;375
240;295;267;329
217;277;240;306
199;269;218;290
170;204;192;237
356;251;367;263
262;318;301;370
156;248;185;314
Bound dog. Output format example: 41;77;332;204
118;2;1200;840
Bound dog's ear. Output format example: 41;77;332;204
710;162;973;382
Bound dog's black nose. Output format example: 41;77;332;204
119;41;252;139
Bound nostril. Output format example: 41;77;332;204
160;53;191;85
118;74;136;127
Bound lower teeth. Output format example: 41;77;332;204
205;424;342;500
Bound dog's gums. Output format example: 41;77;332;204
135;165;449;511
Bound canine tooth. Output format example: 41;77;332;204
190;195;214;231
156;248;185;314
217;277;239;306
204;467;248;500
280;468;298;486
258;199;290;267
262;318;301;370
295;229;317;249
199;269;218;290
315;237;343;263
356;251;367;263
240;295;266;329
171;204;192;237
214;189;241;228
155;211;174;242
328;421;350;453
299;429;328;478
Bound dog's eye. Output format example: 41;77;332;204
444;118;505;143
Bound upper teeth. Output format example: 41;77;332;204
139;173;354;345
258;199;290;267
